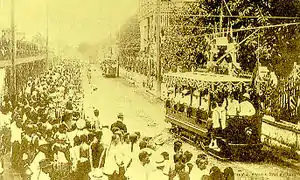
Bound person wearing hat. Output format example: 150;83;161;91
239;93;256;116
110;113;127;134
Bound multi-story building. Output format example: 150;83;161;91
138;0;197;52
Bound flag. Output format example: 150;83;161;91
290;96;297;110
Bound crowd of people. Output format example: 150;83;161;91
0;61;235;180
0;38;45;60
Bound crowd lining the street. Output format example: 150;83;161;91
0;62;235;180
0;38;45;60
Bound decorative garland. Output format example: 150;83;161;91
163;74;250;91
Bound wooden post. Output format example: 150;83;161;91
46;0;49;69
190;87;193;106
199;90;202;108
155;0;161;98
208;85;214;114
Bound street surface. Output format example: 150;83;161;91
85;67;300;180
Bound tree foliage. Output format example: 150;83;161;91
161;0;300;77
117;14;141;70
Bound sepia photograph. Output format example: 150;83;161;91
0;0;300;179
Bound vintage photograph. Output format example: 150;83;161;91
0;0;300;179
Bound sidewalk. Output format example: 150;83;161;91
119;68;167;101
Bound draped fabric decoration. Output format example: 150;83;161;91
164;73;251;92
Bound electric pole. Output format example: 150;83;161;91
156;0;161;98
46;0;49;68
11;0;17;105
117;25;121;77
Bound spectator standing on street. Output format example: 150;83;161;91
90;109;101;131
103;134;122;180
223;167;234;180
111;113;127;134
10;117;23;170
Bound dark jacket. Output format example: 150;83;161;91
110;121;127;133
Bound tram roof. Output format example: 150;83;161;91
164;72;251;87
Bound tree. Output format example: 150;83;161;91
117;14;141;71
161;0;300;77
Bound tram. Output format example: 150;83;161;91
164;72;263;160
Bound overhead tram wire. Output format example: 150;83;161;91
167;13;300;20
163;21;300;38
118;21;300;47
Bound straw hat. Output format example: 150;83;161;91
243;93;250;99
154;154;165;167
76;119;86;129
117;112;124;119
181;89;189;95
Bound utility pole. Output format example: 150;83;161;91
156;0;161;98
117;25;120;77
220;1;223;33
46;0;49;68
11;0;17;106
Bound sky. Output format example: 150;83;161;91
0;0;139;49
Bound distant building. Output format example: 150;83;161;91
138;0;196;52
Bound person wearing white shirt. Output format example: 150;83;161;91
89;109;101;131
126;150;154;180
148;154;168;180
226;94;240;117
192;95;200;108
174;95;181;104
239;93;256;116
190;158;210;180
38;159;53;180
200;96;209;111
70;136;81;171
103;134;121;178
209;101;224;151
10;119;23;169
30;143;48;180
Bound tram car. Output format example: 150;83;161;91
164;72;263;160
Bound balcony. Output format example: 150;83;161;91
0;55;46;68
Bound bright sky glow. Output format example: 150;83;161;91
0;0;138;47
